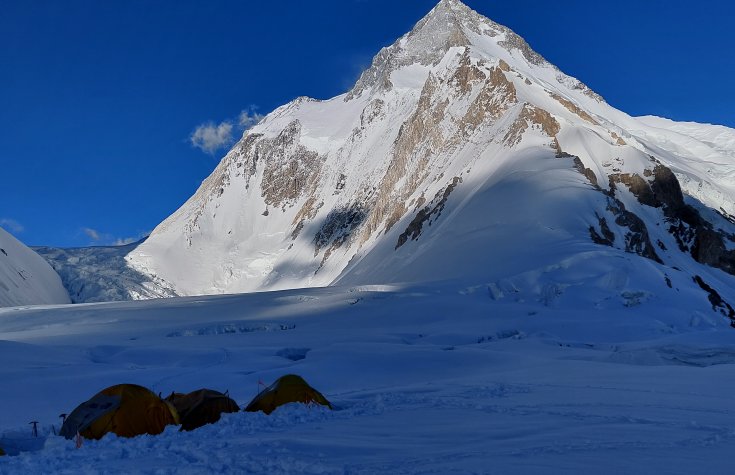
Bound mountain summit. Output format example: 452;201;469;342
122;1;735;320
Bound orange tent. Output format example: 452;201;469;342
60;384;179;440
244;374;331;415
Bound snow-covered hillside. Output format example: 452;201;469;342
123;0;735;322
0;227;70;307
34;240;177;303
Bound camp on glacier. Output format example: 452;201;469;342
2;0;735;473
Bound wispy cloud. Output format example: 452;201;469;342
82;227;102;241
190;105;266;155
190;121;234;154
81;228;148;246
0;218;24;234
238;106;265;130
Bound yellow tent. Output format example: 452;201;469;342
166;389;239;431
60;384;179;440
244;374;331;415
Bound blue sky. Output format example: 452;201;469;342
1;0;733;247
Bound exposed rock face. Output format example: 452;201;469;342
459;65;517;138
314;205;368;265
504;104;560;146
550;93;599;125
609;173;657;207
260;121;324;210
606;196;662;263
589;215;615;246
571;156;599;188
693;275;735;325
396;176;462;249
609;163;735;276
691;229;735;275
360;54;518;246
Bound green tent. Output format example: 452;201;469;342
244;374;331;415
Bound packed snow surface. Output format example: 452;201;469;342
1;276;735;473
0;227;69;307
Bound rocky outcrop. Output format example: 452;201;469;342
314;205;368;269
609;163;735;276
691;229;735;275
503;104;560;146
571;155;599;188
550;93;598;125
589;215;615;246
606;197;662;263
260;121;324;210
693;275;735;325
460;65;516;138
396;176;462;249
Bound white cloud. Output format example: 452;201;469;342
0;218;24;234
238;107;265;130
190;106;266;156
83;227;101;241
190;121;234;154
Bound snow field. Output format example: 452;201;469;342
2;277;735;473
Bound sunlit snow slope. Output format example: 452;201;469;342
0;227;69;307
125;0;735;318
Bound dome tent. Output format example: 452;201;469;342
244;374;331;415
60;384;179;440
165;389;239;431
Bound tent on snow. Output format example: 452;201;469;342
244;374;331;415
60;384;179;440
165;389;239;431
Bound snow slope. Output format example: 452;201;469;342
0;227;69;307
124;0;735;312
1;275;735;473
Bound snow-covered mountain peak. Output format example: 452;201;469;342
122;1;735;326
347;0;599;106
